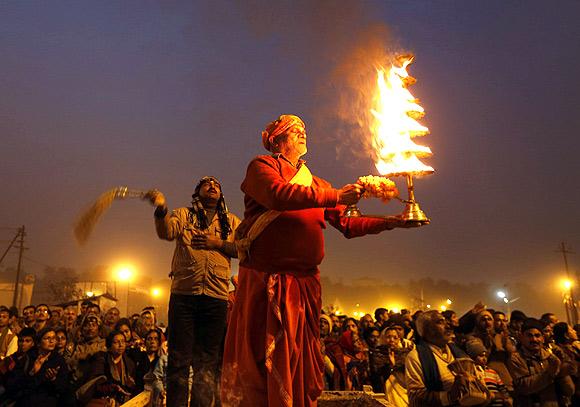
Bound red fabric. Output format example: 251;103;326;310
222;154;391;406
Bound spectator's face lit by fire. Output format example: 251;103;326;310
82;318;99;340
56;330;67;351
475;352;488;367
23;307;35;323
105;308;120;325
118;324;132;342
345;319;358;334
319;318;331;337
142;312;154;329
493;313;507;333
383;329;399;350
477;311;494;333
521;328;544;353
39;331;57;352
35;305;50;322
146;332;160;353
64;307;77;323
109;334;126;357
368;330;380;348
360;315;374;329
424;313;452;347
18;336;34;353
0;312;9;328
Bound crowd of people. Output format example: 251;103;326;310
319;304;580;407
0;300;167;406
0;299;578;406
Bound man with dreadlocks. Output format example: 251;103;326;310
221;114;408;407
147;177;240;407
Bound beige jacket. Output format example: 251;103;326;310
156;207;240;300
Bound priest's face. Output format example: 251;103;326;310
278;124;307;159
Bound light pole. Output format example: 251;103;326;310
561;279;576;325
496;290;519;316
115;265;134;316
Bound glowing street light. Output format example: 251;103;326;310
562;279;573;290
446;299;452;305
114;263;135;315
496;291;506;299
440;305;447;311
86;291;94;298
151;288;161;298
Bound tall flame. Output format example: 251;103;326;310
371;55;434;177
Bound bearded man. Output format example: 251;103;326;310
148;177;240;407
221;114;408;406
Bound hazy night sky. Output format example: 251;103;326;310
1;1;579;312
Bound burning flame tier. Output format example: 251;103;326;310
371;55;434;178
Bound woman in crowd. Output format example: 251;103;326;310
5;327;71;406
89;330;138;405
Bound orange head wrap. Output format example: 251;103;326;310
261;114;305;152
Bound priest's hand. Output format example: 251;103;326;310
338;184;364;205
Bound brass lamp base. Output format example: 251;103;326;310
401;201;430;225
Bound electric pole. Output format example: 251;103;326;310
12;226;26;308
557;242;577;326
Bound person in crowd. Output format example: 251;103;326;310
508;310;527;345
364;326;390;393
67;314;106;387
508;318;575;407
330;314;342;336
89;330;138;405
320;314;349;391
79;300;93;318
222;114;407;407
375;308;389;332
405;310;475;407
54;327;69;357
33;304;51;332
359;314;374;331
147;175;240;407
115;317;142;359
102;307;120;337
339;318;367;390
8;307;22;335
382;325;409;407
48;306;63;327
0;306;18;360
552;322;580;404
465;309;515;392
87;303;101;318
542;320;555;351
22;306;35;328
134;328;164;391
62;305;77;335
5;327;71;406
386;315;415;351
466;340;512;406
0;327;36;390
540;313;558;327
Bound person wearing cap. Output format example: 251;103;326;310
67;313;106;389
147;176;240;407
465;340;512;406
221;114;409;407
508;318;575;407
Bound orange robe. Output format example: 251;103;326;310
221;154;390;407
